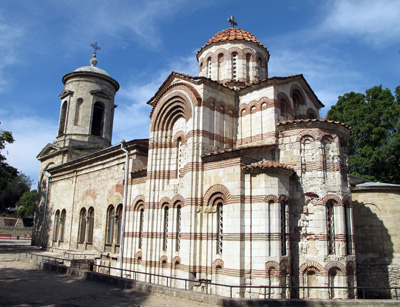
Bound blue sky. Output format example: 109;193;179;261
0;0;399;186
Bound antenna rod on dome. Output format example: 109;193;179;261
228;16;237;29
90;42;101;57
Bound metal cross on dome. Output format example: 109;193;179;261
228;16;237;29
90;42;101;55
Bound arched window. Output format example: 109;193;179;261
292;90;305;106
138;208;144;249
106;205;115;244
78;208;86;244
163;206;169;251
53;210;60;241
87;207;94;244
280;198;287;256
231;52;238;81
256;57;262;81
115;204;123;245
74;98;83;125
207;57;212;79
246;53;251;83
217;53;224;81
328;267;339;298
217;203;223;254
322;138;333;182
91;101;105;137
58;101;68;136
344;201;352;255
59;209;66;242
326;201;336;255
176;137;183;177
176;204;181;251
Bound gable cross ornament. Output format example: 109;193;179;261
228;16;237;29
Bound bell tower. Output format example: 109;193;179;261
55;44;119;162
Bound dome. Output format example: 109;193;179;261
73;54;110;77
74;65;110;77
197;28;269;56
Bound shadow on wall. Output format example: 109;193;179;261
353;201;394;299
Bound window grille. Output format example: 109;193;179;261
176;205;181;251
327;202;335;254
217;204;223;254
232;53;237;81
163;207;169;251
139;209;144;249
281;201;287;256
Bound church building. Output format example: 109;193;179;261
34;20;355;299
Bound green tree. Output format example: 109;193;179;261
0;124;18;192
0;173;32;212
327;85;400;183
16;189;37;218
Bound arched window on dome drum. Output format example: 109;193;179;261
218;53;224;81
78;208;86;244
207;57;212;79
87;207;94;244
91;101;105;137
231;52;238;81
246;54;251;83
58;101;68;136
74;98;83;126
256;57;262;81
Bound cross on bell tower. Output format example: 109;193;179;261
228;16;237;29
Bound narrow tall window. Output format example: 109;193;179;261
53;210;60;241
327;201;335;255
74;98;83;125
176;205;181;251
176;138;183;177
163;206;169;251
207;57;212;79
217;53;224;81
106;206;115;244
58;101;68;136
246;54;251;83
78;208;86;243
138;208;144;249
280;200;287;256
91;102;105;136
232;52;238;81
59;209;66;242
217;203;223;254
87;207;94;244
115;204;123;245
344;202;352;255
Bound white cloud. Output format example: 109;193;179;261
322;0;400;46
1;115;56;184
113;53;198;142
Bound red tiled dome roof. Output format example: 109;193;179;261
197;28;269;56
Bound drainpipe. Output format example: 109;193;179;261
40;169;51;248
118;140;129;277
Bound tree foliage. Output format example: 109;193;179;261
0;124;18;192
16;189;37;218
0;173;32;212
327;85;400;183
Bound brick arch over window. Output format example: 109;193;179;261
160;255;168;266
325;261;346;275
290;84;306;105
152;95;188;132
172;256;181;265
204;184;232;206
322;195;342;206
277;92;293;119
150;83;200;123
80;189;97;202
159;197;171;208
306;108;317;119
265;261;279;274
107;184;124;204
172;131;186;145
135;250;142;260
212;259;224;269
342;196;352;207
171;194;185;207
264;195;279;203
296;131;318;142
133;195;145;211
299;261;324;275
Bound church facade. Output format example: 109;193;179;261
34;24;355;299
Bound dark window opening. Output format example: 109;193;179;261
91;102;105;137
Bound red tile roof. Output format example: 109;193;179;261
242;159;294;172
277;119;351;130
198;28;269;56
